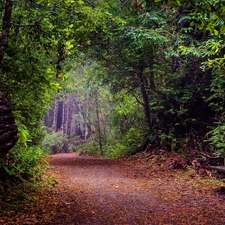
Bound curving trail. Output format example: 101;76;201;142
46;153;225;225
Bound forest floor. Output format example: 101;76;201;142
1;152;225;224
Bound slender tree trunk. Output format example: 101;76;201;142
66;98;70;135
0;0;14;65
44;108;54;128
72;96;80;137
56;101;63;130
95;91;103;155
138;64;152;132
66;95;72;136
148;48;155;89
78;101;92;139
52;98;59;132
70;96;76;135
62;95;68;135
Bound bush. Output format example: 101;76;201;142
105;128;148;158
207;123;225;160
77;128;149;159
42;131;79;154
42;131;65;154
78;139;103;157
0;145;48;183
106;141;128;158
0;145;50;213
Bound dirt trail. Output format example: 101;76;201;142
46;153;225;225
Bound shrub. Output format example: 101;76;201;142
206;123;225;162
42;131;79;154
0;145;48;183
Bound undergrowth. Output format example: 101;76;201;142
42;130;79;154
77;127;148;158
0;144;50;213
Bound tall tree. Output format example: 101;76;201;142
82;0;224;154
0;0;18;157
0;0;13;65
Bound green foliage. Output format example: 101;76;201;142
110;92;145;135
105;140;127;159
78;139;103;157
123;127;147;151
206;124;225;157
47;0;225;159
104;128;148;159
168;0;225;34
0;0;119;189
0;145;48;183
81;0;225;156
1;0;225;178
42;130;78;154
42;131;66;154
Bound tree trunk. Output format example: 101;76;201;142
52;98;59;132
138;65;151;132
148;48;155;89
0;92;18;157
44;108;54;128
95;91;103;155
0;0;14;65
62;95;68;135
66;95;72;136
56;101;63;131
78;101;92;139
0;1;18;157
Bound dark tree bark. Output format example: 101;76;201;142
56;101;63;130
45;94;93;141
0;1;18;157
0;0;14;65
148;50;155;89
56;44;67;78
0;92;18;157
138;65;152;132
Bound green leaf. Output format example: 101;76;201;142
220;25;225;34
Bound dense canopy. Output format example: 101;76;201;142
0;0;225;205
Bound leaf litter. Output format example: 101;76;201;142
1;152;225;224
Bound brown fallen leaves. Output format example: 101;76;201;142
1;152;225;225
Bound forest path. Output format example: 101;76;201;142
46;152;225;225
